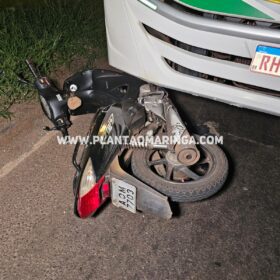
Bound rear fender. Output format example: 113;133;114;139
109;157;172;219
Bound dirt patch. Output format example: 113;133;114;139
51;56;111;88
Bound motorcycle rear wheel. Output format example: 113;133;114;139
131;137;228;202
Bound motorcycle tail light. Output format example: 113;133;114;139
77;159;110;218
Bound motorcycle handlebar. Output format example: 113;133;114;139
25;59;40;79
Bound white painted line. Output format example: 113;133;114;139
0;132;55;179
0;115;84;180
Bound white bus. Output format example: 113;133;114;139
104;0;280;116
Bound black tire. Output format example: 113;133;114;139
131;137;228;202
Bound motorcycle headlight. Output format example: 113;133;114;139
79;159;96;197
40;95;52;119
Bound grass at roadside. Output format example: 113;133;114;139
0;0;106;118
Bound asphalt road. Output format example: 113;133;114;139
0;93;279;280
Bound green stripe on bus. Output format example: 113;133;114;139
176;0;272;20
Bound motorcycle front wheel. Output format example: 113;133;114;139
131;136;228;202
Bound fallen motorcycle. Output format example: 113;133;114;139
21;60;228;219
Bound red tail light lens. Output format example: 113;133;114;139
77;159;110;218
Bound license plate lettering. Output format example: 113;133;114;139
112;179;136;213
251;46;280;77
118;187;135;208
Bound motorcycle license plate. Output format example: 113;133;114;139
250;46;280;77
111;178;136;213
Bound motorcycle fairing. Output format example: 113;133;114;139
72;101;172;219
63;69;145;115
73;100;146;218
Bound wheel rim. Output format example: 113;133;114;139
145;145;215;183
